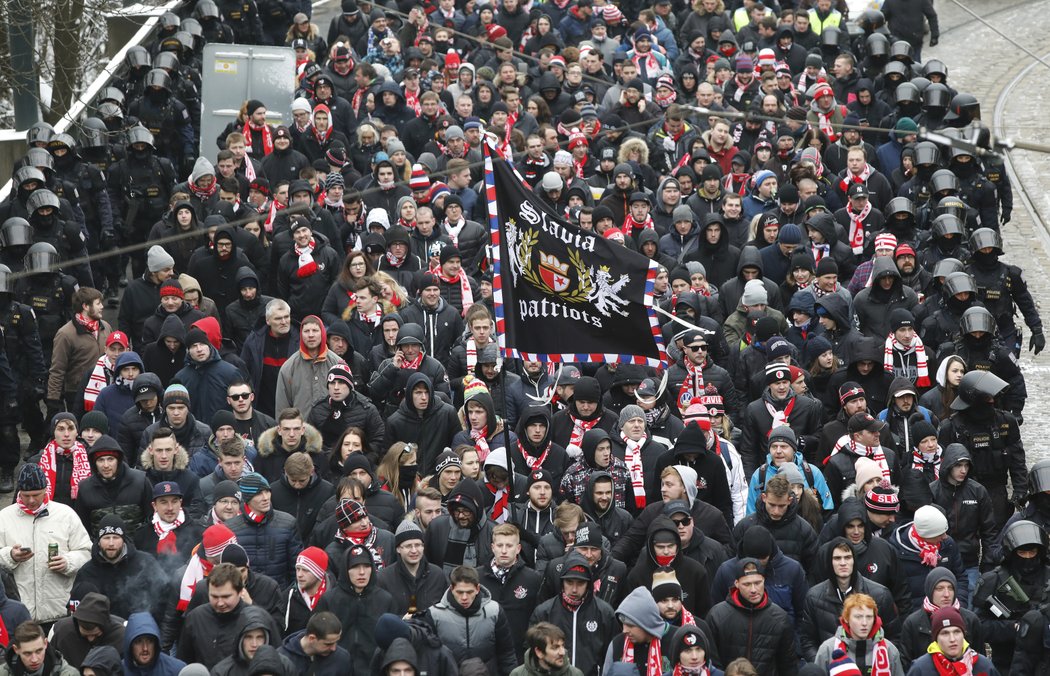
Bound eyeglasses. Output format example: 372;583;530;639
228;392;252;400
350;261;367;268
672;517;692;527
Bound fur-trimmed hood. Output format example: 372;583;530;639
139;444;190;470
256;422;324;457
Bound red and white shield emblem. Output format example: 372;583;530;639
514;585;527;599
539;253;571;293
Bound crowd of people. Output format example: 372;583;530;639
0;0;1044;674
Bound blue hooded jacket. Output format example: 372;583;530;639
122;612;187;676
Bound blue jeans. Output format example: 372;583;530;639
963;566;979;609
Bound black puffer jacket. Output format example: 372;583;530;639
383;372;461;475
706;585;796;675
853;257;919;338
898;567;982;670
306;390;385;452
511;405;572;478
376;556;448;616
798;536;901;661
314;547;398;675
275;233;342;320
478;557;543;663
227;507;303;588
929;443;999;568
622;516;712;616
73;440;154;537
69;537;165;621
269;473;335;542
732;496;819;572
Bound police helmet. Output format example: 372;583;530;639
1029;460;1050;495
882;61;910;81
934;196;968;221
909;76;931;95
942;271;977;298
159;11;181;31
929;169;959;197
932;258;964;280
885;197;915;221
865;33;889;59
820;26;841;49
181;18;204;43
99;87;126;109
0;265;12;295
48;133;76;155
97;102;124;121
26;122;55;148
26;189;61;215
25;147;54;172
126;126;155;149
894;82;920;106
944;93;980;124
172;31;194;53
913;141;941;168
958;307;997;339
923;59;948;80
890;40;913;63
80;117;109;149
931;214;965;240
155;51;181;73
13;167;45;189
127;46;151;71
144;68;171;92
24;242;59;275
1002;520;1049;556
969;227;1003;255
857;9;885;32
951;368;1007;410
194;0;220;20
1;219;33;248
924;83;951;110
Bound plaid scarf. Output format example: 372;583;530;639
884;334;931;387
622;635;663;676
621;431;647;510
40;440;91;501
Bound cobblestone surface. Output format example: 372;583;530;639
925;0;1050;461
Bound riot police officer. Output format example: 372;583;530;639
0;264;47;468
127;69;195;172
22;147;87;236
79;117;123;173
938;370;1027;531
194;0;235;43
118;45;152;101
106;127;177;280
49;134;114;299
898;141;940;207
153;51;202;136
918;214;969;270
217;0;264;44
948;307;1026;415
983;152;1013;226
966;227;1044;355
26;190;92;289
0;218;32;273
15;243;77;376
989;520;1050;673
950;146;998;229
922;271;983;351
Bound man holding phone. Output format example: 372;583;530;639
0;465;92;624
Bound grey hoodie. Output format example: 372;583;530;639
614;587;666;638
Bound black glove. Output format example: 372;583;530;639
1030;331;1045;355
45;399;62;421
1001;212;1011;225
3;398;18;419
100;229;117;250
929;36;939;47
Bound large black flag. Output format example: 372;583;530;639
483;143;666;366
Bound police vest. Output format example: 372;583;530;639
952;415;1011;481
809;8;842;34
732;6;771;31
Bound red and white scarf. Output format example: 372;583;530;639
39;440;91;501
909;525;943;567
295;239;318;278
244;121;274;157
828;435;891;478
814;107;840;142
923;596;960;615
359;306;382;327
834;637;893;676
838;163;873;194
404;88;421;115
568;414;599;450
912;447;942;480
435;265;474;316
631;51;661;78
400;351;424;370
671;666;708;676
385;250;407;268
623;213;655;237
622;635;663;676
470;427;491;462
677;360;705;412
265;199;285;232
847;201;872;254
465;338;489;371
15;492;48;518
83;355;114;411
518;441;550;471
765;396;796;436
75;312;100;338
189;178;218;201
884;334;931;387
244;506;268;524
486;482;509;523
153;510;185;555
931;648;980;676
622;432;647;510
244;156;257;182
296;553;328;609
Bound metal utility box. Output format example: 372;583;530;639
199;43;297;159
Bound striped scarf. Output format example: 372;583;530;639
884;333;931;387
828;435;891;478
622;635;663;676
83;355;113;411
621;431;647;510
39;440;91;501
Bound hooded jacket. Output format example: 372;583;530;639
384;372;462;475
888;520;968;610
898;567;983;670
46;594;124;669
175;342;242;422
141;316;187;389
313;546;397;674
423;479;495;574
278;629;351;676
79;646;122;676
210;606;290;676
510;406;571;478
718;245;783;317
225;267;274;349
684;214;741;287
427;583;517;676
580;470;634;543
70;532;165;622
529;551;619;676
853;257;919;338
929;444;998;569
814;293;861;363
798;536;901;661
623;516;712;616
654;422;735;522
92;351;145;438
141;301;205;347
601;586;669;673
186;227;255;316
560;429;632;509
275;318;346;415
732;492;819;572
122;612;186;676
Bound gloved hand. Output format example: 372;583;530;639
929;36;939;47
45;399;62;421
663;136;676;152
1030;331;1045;354
1001;212;1011;225
31;383;45;401
100;229;117;250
